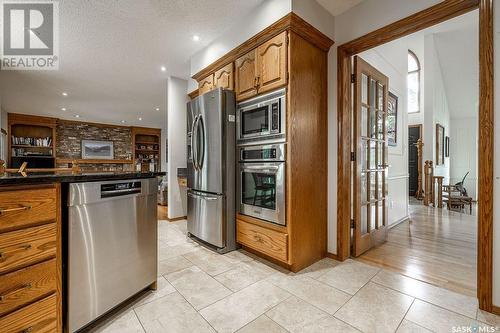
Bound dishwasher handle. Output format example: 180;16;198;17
100;181;142;198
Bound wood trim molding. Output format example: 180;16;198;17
337;0;494;312
492;305;500;316
477;0;494;312
338;0;479;55
326;252;340;261
188;89;199;99
192;12;334;81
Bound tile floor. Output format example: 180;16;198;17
84;220;500;333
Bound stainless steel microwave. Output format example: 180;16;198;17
236;88;286;142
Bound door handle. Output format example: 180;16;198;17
197;116;205;169
187;192;219;201
0;283;32;302
192;115;199;170
0;205;31;215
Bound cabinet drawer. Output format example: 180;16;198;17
0;224;56;274
0;259;57;316
0;187;57;233
237;219;288;262
0;293;57;333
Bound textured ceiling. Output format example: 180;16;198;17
0;0;264;127
316;0;364;16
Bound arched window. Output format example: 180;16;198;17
408;50;420;113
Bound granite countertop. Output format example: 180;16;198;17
0;171;166;186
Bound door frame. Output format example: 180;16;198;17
336;0;494;312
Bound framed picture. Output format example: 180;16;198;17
387;91;398;147
81;140;114;159
436;124;445;165
445;136;450;157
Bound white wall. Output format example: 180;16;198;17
167;77;188;219
493;1;499;307
189;0;292;90
449;116;478;200
424;34;450;181
358;38;409;226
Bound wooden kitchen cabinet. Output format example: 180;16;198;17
198;74;214;95
235;31;288;101
214;63;234;90
235;50;258;101
256;31;287;94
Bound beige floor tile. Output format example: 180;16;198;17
317;259;380;295
266;296;359;333
131;276;176;308
214;260;274;292
266;274;351;315
334;282;414;333
396;319;432;333
372;270;478;318
134;292;215;333
183;248;235;276
222;249;256;264
158;241;199;261
236;315;288;333
266;296;330;332
158;255;194;276
477;309;500;327
292;258;340;279
199;281;291;333
166;266;232;310
90;309;145;333
406;300;489;333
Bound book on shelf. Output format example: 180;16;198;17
11;136;52;147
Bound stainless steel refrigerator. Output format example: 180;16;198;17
187;88;236;253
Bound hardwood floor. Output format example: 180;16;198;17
357;200;477;297
157;205;168;220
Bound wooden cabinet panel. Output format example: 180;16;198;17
214;63;234;90
0;259;56;316
0;224;56;275
235;50;258;101
0;293;57;333
237;219;288;262
198;74;214;95
0;187;57;233
256;31;288;94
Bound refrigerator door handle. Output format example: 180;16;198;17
197;115;205;170
192;115;199;170
187;191;219;201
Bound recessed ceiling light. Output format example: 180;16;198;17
192;35;200;41
61;107;66;111
138;117;143;121
155;107;160;111
74;115;80;118
62;92;68;96
161;66;166;72
121;120;126;123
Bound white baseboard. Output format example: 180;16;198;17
389;215;410;229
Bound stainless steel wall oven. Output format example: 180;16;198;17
238;143;285;225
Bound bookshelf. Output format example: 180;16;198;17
8;113;57;168
132;127;161;172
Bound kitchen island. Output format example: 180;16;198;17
0;171;164;333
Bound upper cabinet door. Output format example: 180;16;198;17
256;31;288;94
214;63;234;90
235;50;257;101
199;74;214;96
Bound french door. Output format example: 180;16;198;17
352;56;389;256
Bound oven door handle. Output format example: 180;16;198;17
241;165;280;174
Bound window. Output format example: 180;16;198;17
407;50;420;113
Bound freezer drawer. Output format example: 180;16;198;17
187;190;225;248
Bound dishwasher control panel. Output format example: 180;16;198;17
101;181;142;198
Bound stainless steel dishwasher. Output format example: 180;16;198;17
67;178;157;333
